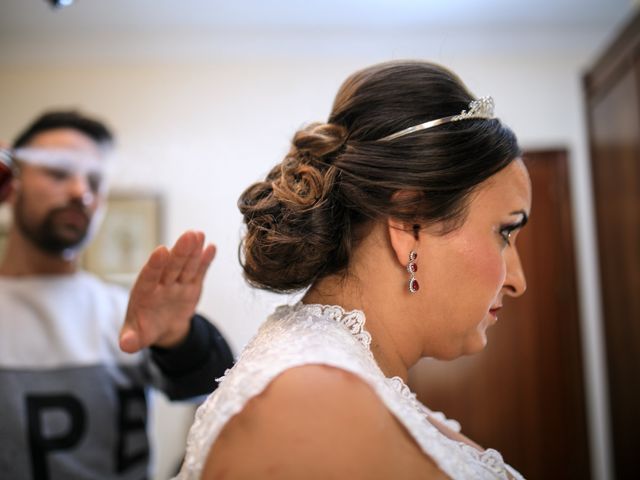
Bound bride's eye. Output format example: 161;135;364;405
499;225;517;246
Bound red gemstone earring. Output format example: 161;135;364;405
407;251;419;293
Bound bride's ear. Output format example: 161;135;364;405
387;217;420;268
387;189;422;267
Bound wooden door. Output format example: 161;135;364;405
584;12;640;479
408;150;590;479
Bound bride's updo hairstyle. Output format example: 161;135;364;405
239;60;520;292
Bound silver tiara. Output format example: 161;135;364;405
379;96;495;142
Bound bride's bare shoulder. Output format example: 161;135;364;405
201;364;448;479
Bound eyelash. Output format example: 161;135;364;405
499;225;519;246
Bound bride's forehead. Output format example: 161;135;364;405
479;161;529;196
463;162;531;215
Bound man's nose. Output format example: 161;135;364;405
67;174;95;206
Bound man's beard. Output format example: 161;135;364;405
15;196;92;255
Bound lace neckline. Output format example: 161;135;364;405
287;302;516;478
291;302;372;349
181;301;522;479
388;374;508;467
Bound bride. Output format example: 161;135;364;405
170;60;531;479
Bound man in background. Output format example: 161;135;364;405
0;111;234;479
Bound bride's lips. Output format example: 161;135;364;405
489;305;502;318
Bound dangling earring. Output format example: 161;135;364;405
407;251;419;293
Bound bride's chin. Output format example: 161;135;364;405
423;331;489;360
461;332;489;357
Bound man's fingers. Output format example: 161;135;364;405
121;246;169;353
131;246;169;297
193;243;217;284
160;231;201;285
178;233;207;283
119;327;142;353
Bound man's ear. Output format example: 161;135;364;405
0;175;19;205
387;217;420;268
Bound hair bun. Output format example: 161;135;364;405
237;123;347;292
291;122;347;161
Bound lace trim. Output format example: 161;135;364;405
179;303;524;480
292;305;463;433
292;302;372;349
294;303;522;479
387;375;515;477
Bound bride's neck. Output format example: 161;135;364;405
303;271;417;382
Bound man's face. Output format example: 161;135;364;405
12;128;107;255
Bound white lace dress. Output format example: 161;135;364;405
177;303;524;479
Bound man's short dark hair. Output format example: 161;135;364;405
12;110;115;149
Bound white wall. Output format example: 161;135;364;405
0;27;617;479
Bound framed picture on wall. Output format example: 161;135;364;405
83;192;164;286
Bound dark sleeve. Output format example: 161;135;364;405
149;314;234;401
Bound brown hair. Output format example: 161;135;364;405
13;110;114;149
239;60;520;292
